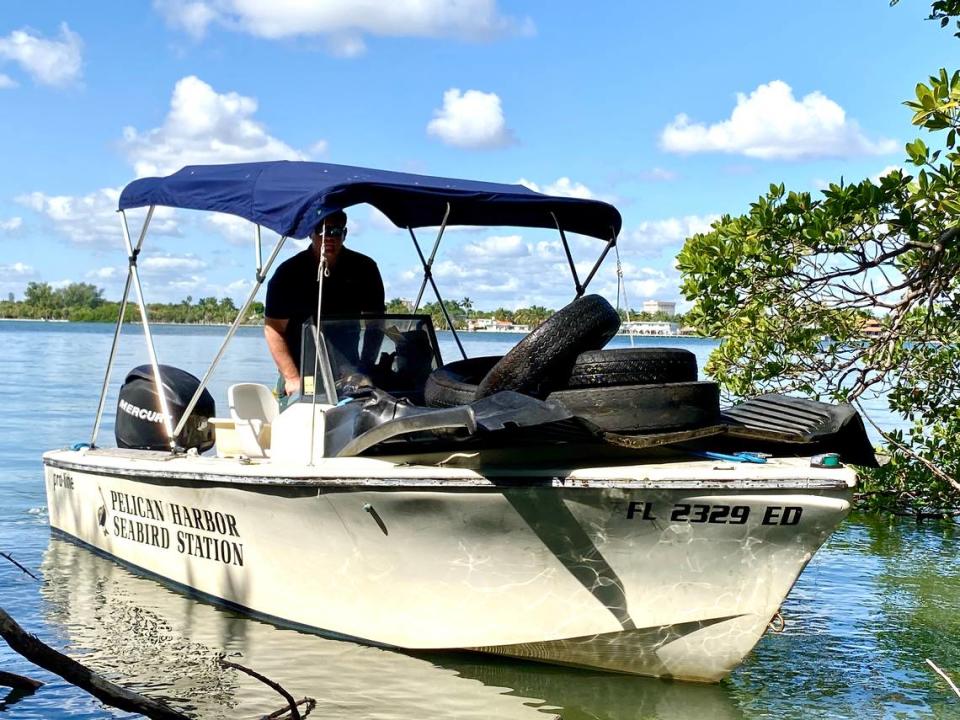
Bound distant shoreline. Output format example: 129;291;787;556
0;317;710;338
0;317;70;323
0;317;246;327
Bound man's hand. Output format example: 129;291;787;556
265;317;301;396
284;375;301;397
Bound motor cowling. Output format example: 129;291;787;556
115;365;215;452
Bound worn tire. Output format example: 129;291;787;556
475;294;621;400
424;356;500;408
549;381;720;432
565;348;697;389
425;349;699;407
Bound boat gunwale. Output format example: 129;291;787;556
43;453;855;492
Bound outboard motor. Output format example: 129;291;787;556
115;365;215;452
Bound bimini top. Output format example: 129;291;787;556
118;161;622;241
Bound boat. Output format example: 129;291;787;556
42;161;876;682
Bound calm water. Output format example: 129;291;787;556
0;321;957;719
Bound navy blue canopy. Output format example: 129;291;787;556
119;161;621;241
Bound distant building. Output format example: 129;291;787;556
861;317;884;337
467;318;531;333
642;300;676;316
622;320;680;336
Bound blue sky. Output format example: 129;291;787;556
0;1;953;311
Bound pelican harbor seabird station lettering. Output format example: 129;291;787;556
109;490;243;566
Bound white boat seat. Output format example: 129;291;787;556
227;383;278;457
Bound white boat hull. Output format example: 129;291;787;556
43;449;852;682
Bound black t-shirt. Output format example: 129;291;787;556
265;247;385;371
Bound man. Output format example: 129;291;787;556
264;209;385;399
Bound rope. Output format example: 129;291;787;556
614;243;634;348
309;222;329;465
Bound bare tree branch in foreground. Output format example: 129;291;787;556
0;671;43;692
1;552;39;581
0;606;191;720
927;658;960;698
0;669;44;709
262;698;316;720
218;655;315;720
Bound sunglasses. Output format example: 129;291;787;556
315;226;347;238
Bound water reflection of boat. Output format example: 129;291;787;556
428;653;745;720
40;536;541;720
41;536;744;720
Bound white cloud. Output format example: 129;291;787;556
20;75;297;248
597;264;675;302
153;0;532;51
518;177;595;199
121;75;307;177
225;278;250;293
141;254;207;273
0;217;23;233
427;88;514;149
0;23;83;87
624;214;720;256
463;234;528;259
135;256;216;301
131;273;258;304
533;239;564;262
87;266;119;280
0;261;36;299
204;212;285;254
661;80;897;160
206;212;254;245
0;262;34;277
154;0;218;39
0;73;16;89
17;188;180;245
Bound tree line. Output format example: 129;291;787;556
1;283;685;329
386;296;685;330
0;282;263;324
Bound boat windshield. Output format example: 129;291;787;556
298;314;443;404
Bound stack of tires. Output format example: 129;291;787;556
424;295;720;433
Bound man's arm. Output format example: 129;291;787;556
264;317;300;396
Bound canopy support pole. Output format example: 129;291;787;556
89;208;154;448
254;224;263;277
551;212;584;297
408;219;467;360
118;207;178;451
579;233;617;296
172;233;289;440
412;203;451;311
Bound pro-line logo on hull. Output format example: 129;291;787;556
118;399;171;425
